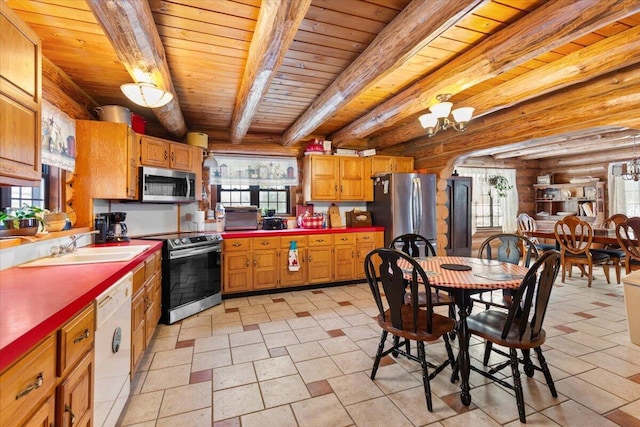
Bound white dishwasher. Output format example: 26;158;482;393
94;272;132;427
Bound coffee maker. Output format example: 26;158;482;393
95;212;130;243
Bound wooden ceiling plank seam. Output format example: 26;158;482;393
86;0;187;137
311;0;409;21
229;0;311;144
281;0;485;146
149;0;261;20
151;14;255;42
148;0;259;32
370;22;640;149
331;0;640;147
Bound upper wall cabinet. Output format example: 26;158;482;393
0;2;42;186
303;155;367;202
369;156;414;175
139;135;194;171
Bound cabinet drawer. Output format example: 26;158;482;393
280;235;307;249
307;234;333;247
252;236;279;250
144;251;159;278
334;233;355;245
0;334;56;427
58;303;95;377
356;232;376;244
132;261;146;295
225;238;251;252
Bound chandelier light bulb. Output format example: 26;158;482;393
419;94;474;137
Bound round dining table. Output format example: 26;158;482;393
397;255;530;406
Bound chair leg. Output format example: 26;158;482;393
509;348;526;424
615;260;621;284
392;335;401;357
483;341;493;366
417;341;433;412
588;263;593;287
534;346;557;397
603;264;611;284
371;331;388;380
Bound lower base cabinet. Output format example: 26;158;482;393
56;350;93;427
24;395;55;427
222;231;383;294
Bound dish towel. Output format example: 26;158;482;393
288;240;300;271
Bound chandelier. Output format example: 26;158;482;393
120;82;173;108
418;94;474;137
622;135;640;181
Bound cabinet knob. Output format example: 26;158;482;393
261;241;269;246
233;243;242;247
15;372;44;399
245;259;249;267
253;259;257;266
308;255;312;262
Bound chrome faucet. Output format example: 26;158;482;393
50;230;100;257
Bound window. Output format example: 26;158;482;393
455;167;518;233
218;184;290;215
608;164;640;217
0;165;49;211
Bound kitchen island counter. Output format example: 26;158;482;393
0;239;163;372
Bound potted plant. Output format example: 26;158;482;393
489;175;513;198
0;204;47;236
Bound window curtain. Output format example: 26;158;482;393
455;167;518;234
608;163;640;216
209;154;298;187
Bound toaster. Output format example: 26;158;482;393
263;217;287;230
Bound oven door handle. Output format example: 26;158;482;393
169;246;221;260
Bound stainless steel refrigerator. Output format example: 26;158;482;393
367;173;437;248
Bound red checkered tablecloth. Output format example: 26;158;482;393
396;256;529;290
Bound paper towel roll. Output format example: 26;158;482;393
195;211;205;231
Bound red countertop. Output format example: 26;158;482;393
0;239;163;372
221;226;383;239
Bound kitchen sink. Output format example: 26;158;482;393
19;245;151;267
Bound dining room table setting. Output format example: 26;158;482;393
396;255;531;407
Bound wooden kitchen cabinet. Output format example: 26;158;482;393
445;176;472;257
139;135;195;171
131;249;162;376
280;236;308;287
0;334;56;427
75;120;139;227
369;155;414;175
355;231;378;279
252;237;279;290
223;237;279;292
57;303;95;378
307;234;333;284
302;155;367;202
533;180;605;223
334;233;356;281
0;1;42;187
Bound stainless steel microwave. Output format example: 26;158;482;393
140;166;196;203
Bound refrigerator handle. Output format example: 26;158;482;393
412;177;422;234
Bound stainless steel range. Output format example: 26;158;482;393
142;233;222;324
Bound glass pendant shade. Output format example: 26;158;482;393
429;101;452;118
418;113;438;129
121;82;173;108
451;107;475;123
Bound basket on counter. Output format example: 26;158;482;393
301;216;323;229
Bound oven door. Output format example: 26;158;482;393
163;244;222;324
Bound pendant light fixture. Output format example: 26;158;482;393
621;135;640;181
418;94;474;137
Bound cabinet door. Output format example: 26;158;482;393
307;246;333;284
334;244;356;281
0;2;41;186
253;250;278;290
170;143;194;171
22;395;55;427
339;157;365;200
393;157;414;172
57;304;95;378
126;127;138;198
355;232;377;279
56;350;93;427
145;272;162;347
131;289;146;376
446;177;472;257
306;156;337;200
223;251;252;292
140;136;170;168
280;248;307;287
370;156;392;175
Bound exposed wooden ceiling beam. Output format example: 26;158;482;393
230;0;310;145
331;0;640;147
280;0;484;147
42;56;96;120
504;133;638;160
370;22;640;150
86;0;187;138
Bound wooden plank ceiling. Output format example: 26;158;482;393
7;0;640;162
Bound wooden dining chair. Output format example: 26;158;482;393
554;216;610;287
466;250;561;424
615;216;640;274
516;212;556;253
591;214;628;283
364;248;456;412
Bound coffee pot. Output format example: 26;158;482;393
94;212;130;243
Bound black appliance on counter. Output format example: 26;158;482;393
95;212;130;243
140;233;222;324
263;217;286;230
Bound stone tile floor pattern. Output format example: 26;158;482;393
119;273;640;426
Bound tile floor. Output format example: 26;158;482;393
119;272;640;426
